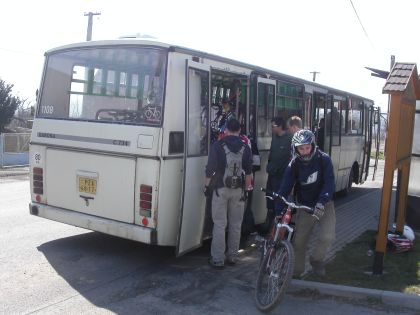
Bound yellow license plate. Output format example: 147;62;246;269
79;177;97;194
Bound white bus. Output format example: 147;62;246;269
29;39;379;255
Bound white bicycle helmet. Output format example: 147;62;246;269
387;224;415;252
392;223;415;241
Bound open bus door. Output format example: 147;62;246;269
176;60;210;256
251;76;276;224
361;105;381;182
359;104;373;183
371;107;381;180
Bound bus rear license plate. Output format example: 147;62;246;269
79;177;97;194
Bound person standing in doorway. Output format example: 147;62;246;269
204;118;253;269
316;118;325;151
263;116;292;234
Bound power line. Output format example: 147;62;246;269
349;0;374;49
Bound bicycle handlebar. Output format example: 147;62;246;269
261;188;314;214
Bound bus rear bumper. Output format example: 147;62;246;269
29;202;155;244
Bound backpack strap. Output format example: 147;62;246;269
220;140;245;155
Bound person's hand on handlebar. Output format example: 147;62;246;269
313;203;325;220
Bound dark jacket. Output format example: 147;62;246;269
266;133;292;177
277;149;335;213
205;135;252;189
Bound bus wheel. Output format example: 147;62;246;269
343;168;354;196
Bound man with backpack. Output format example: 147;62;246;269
204;118;253;269
277;129;336;277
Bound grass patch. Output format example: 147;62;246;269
305;230;420;295
371;151;385;160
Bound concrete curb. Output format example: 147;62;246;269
290;279;420;311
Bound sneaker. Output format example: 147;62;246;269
254;234;265;243
208;258;224;270
310;260;326;277
225;257;237;266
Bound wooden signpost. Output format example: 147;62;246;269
373;63;420;274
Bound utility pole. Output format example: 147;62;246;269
84;12;101;41
310;71;320;82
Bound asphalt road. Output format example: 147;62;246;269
0;174;416;315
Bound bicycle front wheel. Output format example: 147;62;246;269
255;240;295;312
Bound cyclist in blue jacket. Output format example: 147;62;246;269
277;129;336;277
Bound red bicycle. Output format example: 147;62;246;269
255;188;318;312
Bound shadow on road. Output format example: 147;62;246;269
36;230;247;313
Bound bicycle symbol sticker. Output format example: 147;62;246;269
143;105;161;122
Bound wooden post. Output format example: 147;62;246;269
373;94;400;274
395;161;410;233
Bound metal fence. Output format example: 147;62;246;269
0;133;31;167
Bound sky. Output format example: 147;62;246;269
1;0;419;112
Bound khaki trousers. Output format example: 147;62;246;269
292;201;336;276
210;187;245;262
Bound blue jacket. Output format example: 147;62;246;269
205;135;252;189
277;149;335;214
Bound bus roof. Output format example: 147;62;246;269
45;38;374;104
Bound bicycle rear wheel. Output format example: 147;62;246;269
255;240;295;312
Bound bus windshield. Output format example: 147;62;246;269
38;47;167;126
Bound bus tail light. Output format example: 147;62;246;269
33;167;44;199
140;185;152;222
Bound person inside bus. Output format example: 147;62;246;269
204;118;253;269
217;97;236;139
276;129;335;278
261;116;292;235
316;118;325;151
326;107;340;134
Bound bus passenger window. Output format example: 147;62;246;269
347;99;363;134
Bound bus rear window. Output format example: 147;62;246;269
38;47;166;126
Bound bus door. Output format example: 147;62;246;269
176;60;210;256
252;77;276;224
312;92;327;152
360;105;378;183
325;95;342;177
